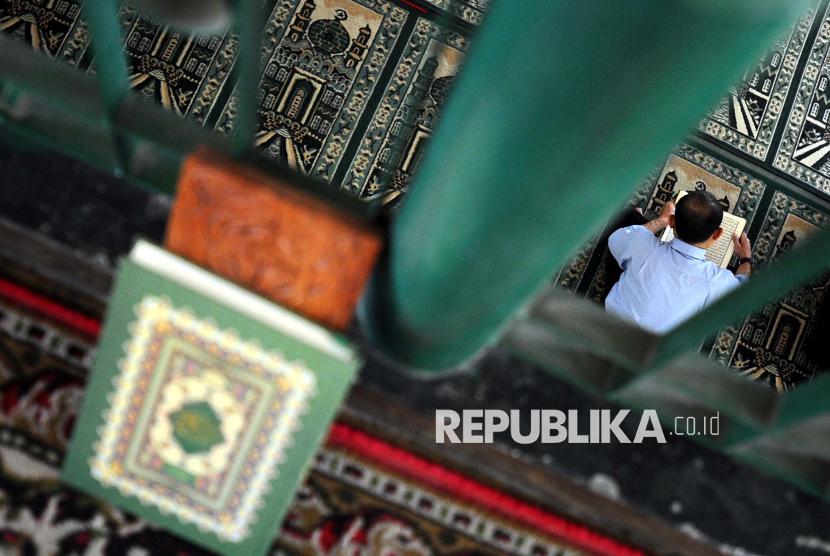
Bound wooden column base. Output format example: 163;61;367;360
165;149;383;331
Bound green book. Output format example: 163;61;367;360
62;239;360;556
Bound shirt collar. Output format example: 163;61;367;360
671;238;707;261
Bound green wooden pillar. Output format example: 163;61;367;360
361;0;811;369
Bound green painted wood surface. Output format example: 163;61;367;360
361;0;813;369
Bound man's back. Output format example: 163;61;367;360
605;225;743;333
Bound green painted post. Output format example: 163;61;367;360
361;0;812;370
84;0;130;120
83;0;131;173
655;229;830;369
232;0;262;158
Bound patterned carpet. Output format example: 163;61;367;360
0;276;640;556
0;0;87;63
547;1;830;393
697;1;819;161
214;0;409;184
554;0;830;391
340;18;468;204
554;140;830;392
114;5;238;123
708;191;830;390
5;0;830;389
775;1;830;193
556;144;768;301
0;0;478;212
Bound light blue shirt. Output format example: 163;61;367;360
605;225;746;334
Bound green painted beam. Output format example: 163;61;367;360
0;37;376;219
361;0;812;369
0;39;106;121
501;292;779;434
232;0;263;158
655;228;830;369
723;374;830;496
725;372;830;446
84;0;130;119
84;0;132;174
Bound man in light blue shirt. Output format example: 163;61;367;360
605;191;753;334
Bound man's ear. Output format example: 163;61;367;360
668;214;676;229
712;227;724;241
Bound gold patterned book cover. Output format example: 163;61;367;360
62;240;360;556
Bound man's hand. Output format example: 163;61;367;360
659;200;676;224
644;201;675;234
732;232;751;260
733;232;752;278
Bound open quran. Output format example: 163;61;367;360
62;240;360;556
659;191;747;269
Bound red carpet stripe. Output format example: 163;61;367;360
0;276;101;338
400;0;427;13
0;275;647;556
327;423;647;556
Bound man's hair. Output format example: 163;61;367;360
674;191;723;244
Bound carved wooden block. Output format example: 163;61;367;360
165;150;384;332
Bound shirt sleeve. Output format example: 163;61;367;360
734;273;749;284
608;225;659;271
712;269;745;301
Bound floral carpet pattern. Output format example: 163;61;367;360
0;278;637;556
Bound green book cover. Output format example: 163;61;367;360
62;240;360;556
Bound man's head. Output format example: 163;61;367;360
669;190;724;246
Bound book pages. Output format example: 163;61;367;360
659;192;747;268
